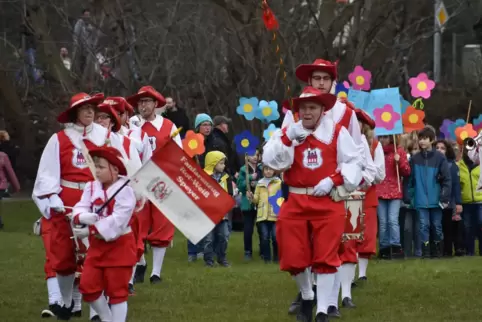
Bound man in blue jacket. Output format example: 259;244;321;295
409;127;451;258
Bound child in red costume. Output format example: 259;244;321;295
72;146;137;322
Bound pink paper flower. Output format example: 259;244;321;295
408;73;435;99
373;104;401;130
348;66;372;91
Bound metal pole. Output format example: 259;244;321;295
434;0;442;83
452;33;457;85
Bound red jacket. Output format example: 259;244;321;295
0;152;20;192
376;145;410;200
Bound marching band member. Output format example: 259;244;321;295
263;87;362;322
127;86;183;284
71;146;137;322
33;93;108;320
327;109;381;318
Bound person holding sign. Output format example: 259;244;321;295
263;87;362;322
127;86;183;285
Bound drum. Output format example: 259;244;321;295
342;191;366;242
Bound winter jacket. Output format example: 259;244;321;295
252;177;282;222
236;163;263;211
203;128;240;175
447;159;462;209
457;158;482;204
204;151;234;219
376;145;410;199
409;148;451;208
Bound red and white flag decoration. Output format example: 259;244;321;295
131;141;235;244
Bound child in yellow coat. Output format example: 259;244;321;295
248;165;283;263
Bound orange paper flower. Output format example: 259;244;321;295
182;130;205;158
402;106;425;133
455;124;478;145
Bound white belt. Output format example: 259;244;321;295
61;179;87;190
289;186;315;195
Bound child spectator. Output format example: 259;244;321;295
202;151;233;267
237;150;263;260
457;143;482;256
436;139;464;256
377;135;411;259
400;134;421;257
248;165;282;263
409;127;451;258
0;150;20;228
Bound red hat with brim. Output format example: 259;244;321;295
97;104;122;132
355;108;376;129
88;145;127;176
295;59;338;84
283;86;337;113
99;97;126;113
57;93;105;124
126;86;166;107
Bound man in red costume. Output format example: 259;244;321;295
263;87;362;322
127;86;182;284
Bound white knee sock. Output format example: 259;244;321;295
339;263;355;299
294;271;314;300
56;274;75;307
358;258;369;278
47;277;63;306
72;284;82;312
316;273;336;314
327;270;341;308
151;247;167;277
90;296;112;322
138;254;146;266
89;305;99;319
111;302;128;322
129;264;137;284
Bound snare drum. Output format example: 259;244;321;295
342;191;366;242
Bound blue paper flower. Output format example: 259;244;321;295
236;97;259;121
448;119;466;141
335;82;350;99
473;114;482;133
400;95;411;114
268;190;284;215
439;119;454;139
234;130;260;155
263;124;279;141
255;100;280;123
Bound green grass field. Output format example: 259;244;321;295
1;200;482;321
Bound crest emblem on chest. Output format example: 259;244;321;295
148;136;157;151
72;149;88;169
302;148;323;170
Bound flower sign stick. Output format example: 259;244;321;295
466;100;472;124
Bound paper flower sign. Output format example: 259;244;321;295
439;119;455;139
263;123;279;141
402;106;425;133
455;124;478;145
373;104;401;131
448;119;466;141
335;82;350;99
408;73;435;99
234;131;260;155
256;100;280;123
348;66;372;91
473;115;482;133
182;130;205;158
268;190;284;215
236;97;259;121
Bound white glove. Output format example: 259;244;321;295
48;195;65;213
72;226;90;239
33;219;41;236
313;177;334;196
286;122;310;142
77;212;99;225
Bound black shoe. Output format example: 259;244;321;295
391;246;404;259
379;247;391;260
341;297;356;308
90;316;101;322
327;305;341;318
351;281;357;288
150;275;162;284
315;312;330;322
218;259;231;267
288;292;302;315
422;242;431;259
244;253;252;261
296;299;315;322
41;304;62;318
433;241;443;258
128;283;135;295
134;264;147;284
71;310;81;317
55;305;73;320
455;249;465;257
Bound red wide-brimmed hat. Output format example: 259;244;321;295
126;86;166;107
295;59;338;84
87;145;127;176
283;87;337;113
355;108;376;129
97;104;121;132
57;93;105;124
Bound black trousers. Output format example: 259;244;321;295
442;208;465;255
